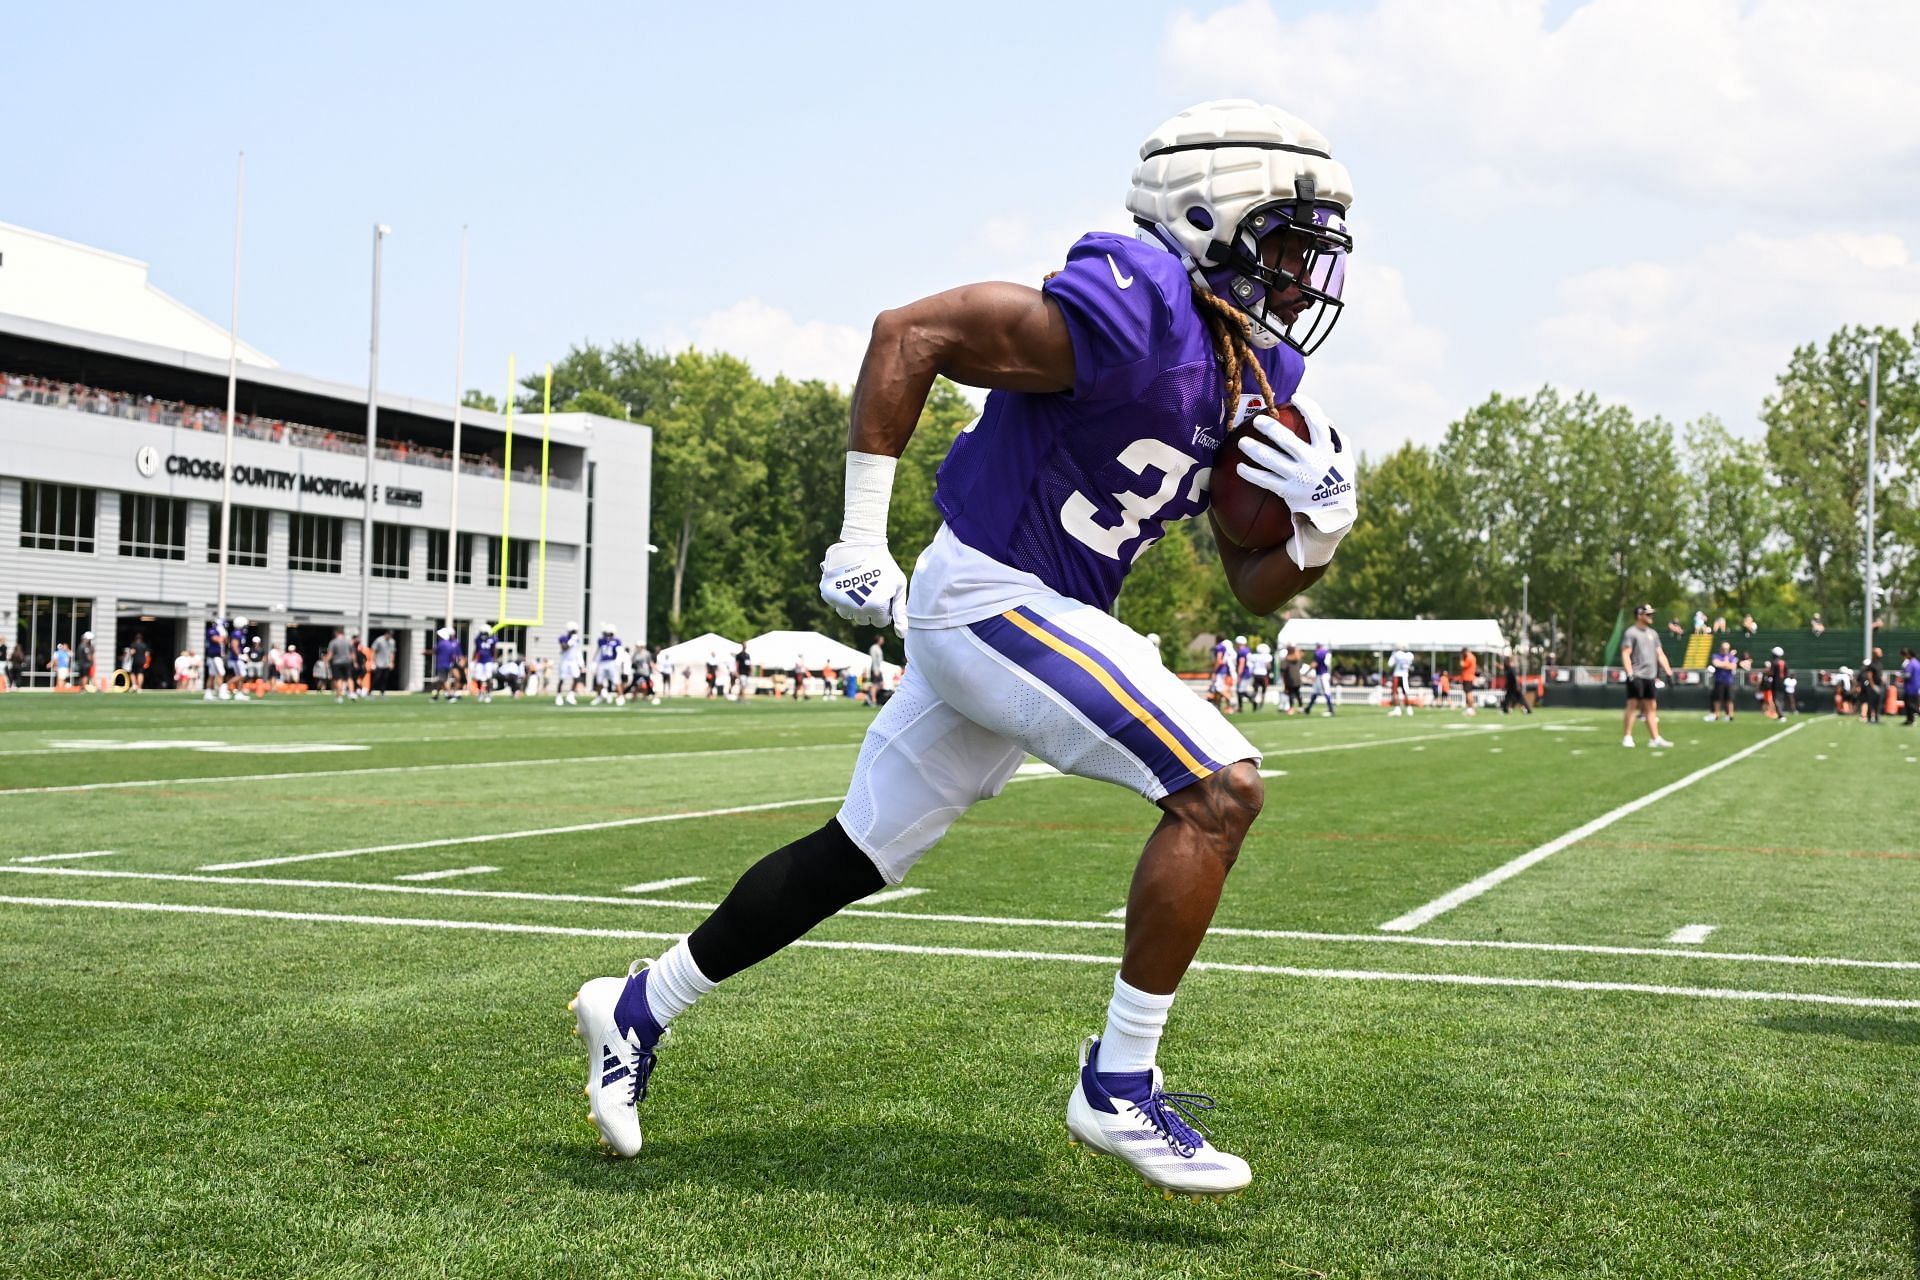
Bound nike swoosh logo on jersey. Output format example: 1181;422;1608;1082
1107;255;1134;289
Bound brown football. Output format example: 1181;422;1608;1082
1210;401;1309;549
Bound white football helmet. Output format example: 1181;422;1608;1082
1127;99;1354;354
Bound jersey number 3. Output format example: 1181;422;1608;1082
1058;438;1208;561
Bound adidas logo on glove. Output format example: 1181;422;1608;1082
1309;467;1351;503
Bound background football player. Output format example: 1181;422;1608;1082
570;100;1358;1197
555;622;582;706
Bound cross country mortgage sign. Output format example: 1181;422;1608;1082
162;453;371;501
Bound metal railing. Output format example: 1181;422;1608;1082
1;372;578;490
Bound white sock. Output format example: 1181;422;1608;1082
1099;974;1175;1074
644;938;717;1027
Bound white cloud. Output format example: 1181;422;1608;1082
1539;229;1920;426
656;299;870;390
1161;0;1920;208
1306;260;1461;452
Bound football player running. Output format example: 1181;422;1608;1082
570;100;1358;1197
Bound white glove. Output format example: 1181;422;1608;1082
1233;393;1357;570
820;541;908;636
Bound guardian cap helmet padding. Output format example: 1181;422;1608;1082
1127;99;1354;355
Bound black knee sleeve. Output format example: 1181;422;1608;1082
686;817;884;982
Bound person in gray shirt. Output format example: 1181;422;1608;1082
326;629;356;704
371;630;396;697
1620;604;1674;749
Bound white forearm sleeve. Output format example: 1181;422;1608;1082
839;451;898;544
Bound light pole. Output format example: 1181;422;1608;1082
1520;572;1530;675
446;226;468;634
359;223;391;647
216;152;244;630
1863;333;1881;665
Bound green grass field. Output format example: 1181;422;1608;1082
1;692;1916;1278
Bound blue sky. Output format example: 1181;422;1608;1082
10;0;1918;451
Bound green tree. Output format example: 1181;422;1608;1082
1677;415;1790;622
1761;324;1920;625
561;388;629;420
460;389;499;412
649;350;771;644
1306;442;1466;622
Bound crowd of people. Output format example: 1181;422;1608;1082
1193;633;1530;719
1;371;573;487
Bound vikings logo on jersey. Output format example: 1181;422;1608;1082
934;232;1305;612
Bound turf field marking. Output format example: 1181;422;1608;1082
859;887;929;905
9;850;119;863
394;866;500;881
8;865;1919;973
621;876;707;894
3;893;1916;1012
1667;924;1717;944
199;795;846;870
1255;722;1548;761
1377;722;1810;933
0;741;859;798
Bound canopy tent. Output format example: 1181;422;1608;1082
656;631;739;670
1274;618;1510;653
746;629;900;679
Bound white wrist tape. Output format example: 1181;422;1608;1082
839;451;898;544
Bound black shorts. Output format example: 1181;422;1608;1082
1626;676;1658;700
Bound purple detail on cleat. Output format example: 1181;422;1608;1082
1079;1040;1118;1114
1097;1069;1155;1105
612;968;665;1049
601;1064;629;1087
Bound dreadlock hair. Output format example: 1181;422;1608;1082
1191;284;1278;428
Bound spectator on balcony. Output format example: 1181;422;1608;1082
1810;613;1825;637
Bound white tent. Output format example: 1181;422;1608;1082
656;631;739;671
746;630;900;679
1274;618;1510;653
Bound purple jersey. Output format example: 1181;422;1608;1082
558;630;578;654
474;633;497;663
1313;645;1330;675
434;637;461;673
595;635;621;663
934;232;1305;611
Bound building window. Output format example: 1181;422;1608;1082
289;513;343;573
487;536;530;589
19;482;96;553
490;623;528;657
14;594;93;688
426;530;473;584
118;493;188;560
207;505;270;568
372;523;411;579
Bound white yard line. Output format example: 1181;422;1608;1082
1377;723;1810;933
1667;924;1718;945
1252;722;1550;760
394;866;500;882
2;893;1914;1011
620;876;708;895
200;795;846;870
859;887;930;905
5;863;1917;973
0;742;860;797
10;850;120;863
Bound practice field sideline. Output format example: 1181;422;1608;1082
2;696;1915;1278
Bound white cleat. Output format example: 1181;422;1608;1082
1704;714;1717;722
616;695;627;707
570;960;665;1159
1622;735;1635;748
567;694;578;706
1064;1035;1250;1196
1649;736;1674;748
556;694;565;707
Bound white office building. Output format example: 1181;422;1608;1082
1;221;651;689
